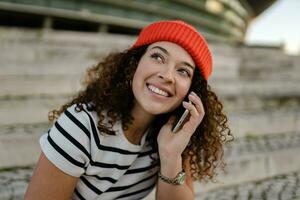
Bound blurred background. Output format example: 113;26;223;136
0;0;299;199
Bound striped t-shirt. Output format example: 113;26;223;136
39;104;159;200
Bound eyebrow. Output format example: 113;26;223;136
150;46;195;70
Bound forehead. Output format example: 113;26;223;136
147;41;195;66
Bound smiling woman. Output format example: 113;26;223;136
24;20;233;200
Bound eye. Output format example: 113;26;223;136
150;52;164;63
178;68;191;77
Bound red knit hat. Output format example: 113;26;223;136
131;20;212;80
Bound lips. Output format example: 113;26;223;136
147;84;172;97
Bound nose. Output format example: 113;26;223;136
158;67;175;83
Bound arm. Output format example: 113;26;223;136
156;92;204;200
25;105;92;199
24;152;78;200
156;155;194;200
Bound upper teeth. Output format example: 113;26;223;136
148;85;169;97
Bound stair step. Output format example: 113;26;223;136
0;97;67;126
199;170;300;199
0;132;42;168
0;167;32;200
0;74;81;98
211;79;300;98
228;109;300;138
195;132;300;193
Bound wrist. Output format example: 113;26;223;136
159;156;182;178
158;145;181;160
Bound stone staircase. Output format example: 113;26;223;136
201;171;300;199
0;28;300;200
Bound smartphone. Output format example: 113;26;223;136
172;107;190;133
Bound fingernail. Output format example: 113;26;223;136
182;101;189;106
188;93;195;99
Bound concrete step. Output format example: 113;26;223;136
210;55;241;80
209;42;240;57
196;131;300;193
0;123;49;168
0;97;68;126
199;170;300;200
241;56;292;69
221;95;300;113
0;74;81;98
240;45;288;61
0;133;43;169
239;57;300;80
0;167;32;200
0;59;91;76
0;28;134;54
228;109;300;138
210;79;300;98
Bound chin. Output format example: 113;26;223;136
142;103;177;115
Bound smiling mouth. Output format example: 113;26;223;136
147;84;171;97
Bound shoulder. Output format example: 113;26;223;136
64;103;94;123
58;103;98;134
39;103;96;177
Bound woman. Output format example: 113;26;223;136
25;20;232;200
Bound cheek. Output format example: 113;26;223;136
176;82;191;100
132;64;145;86
132;59;155;83
132;61;151;92
132;70;141;93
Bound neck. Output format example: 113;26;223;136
124;102;155;144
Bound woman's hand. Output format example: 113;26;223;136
157;91;205;159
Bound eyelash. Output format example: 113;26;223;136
150;52;191;77
179;68;191;77
150;52;164;63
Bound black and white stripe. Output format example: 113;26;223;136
40;104;159;200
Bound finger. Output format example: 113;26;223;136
182;101;199;121
188;92;205;116
182;100;202;130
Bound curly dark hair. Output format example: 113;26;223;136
48;45;233;182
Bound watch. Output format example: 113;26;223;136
158;170;186;185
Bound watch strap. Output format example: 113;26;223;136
158;170;185;185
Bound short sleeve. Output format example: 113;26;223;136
39;104;92;177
